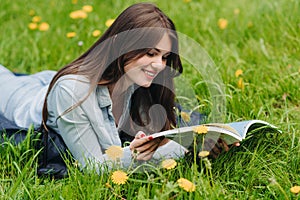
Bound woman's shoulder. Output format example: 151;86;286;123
56;74;89;85
55;74;91;89
50;74;91;96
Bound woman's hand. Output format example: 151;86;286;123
129;131;167;161
204;138;240;158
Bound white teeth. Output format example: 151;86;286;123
144;70;155;77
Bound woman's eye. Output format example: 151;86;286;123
147;52;155;57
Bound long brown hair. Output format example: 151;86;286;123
42;3;183;136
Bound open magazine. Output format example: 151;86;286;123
151;120;280;148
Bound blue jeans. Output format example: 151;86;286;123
0;65;56;128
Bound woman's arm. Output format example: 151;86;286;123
47;75;187;171
46;76;133;171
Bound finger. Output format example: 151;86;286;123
135;138;160;153
212;144;222;155
219;139;229;152
135;131;146;139
137;150;156;161
233;142;240;147
204;139;221;158
208;146;220;159
136;148;157;160
129;135;153;150
136;142;159;161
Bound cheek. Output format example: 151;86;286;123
124;62;136;73
163;60;167;67
161;61;167;70
124;58;150;72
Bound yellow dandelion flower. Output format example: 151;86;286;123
69;10;88;19
193;125;208;134
181;112;190;122
29;9;35;16
105;145;124;160
177;178;195;192
218;18;228;30
237;78;244;90
161;159;177;170
111;170;128;185
66;32;76;38
82;5;93;13
28;23;38;30
105;19;115;27
247;21;253;28
92;30;101;37
235;69;243;77
290;186;300;194
72;0;78;4
38;22;50;31
198;150;210;158
32;16;42;23
234;8;240;15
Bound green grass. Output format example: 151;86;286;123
1;0;299;199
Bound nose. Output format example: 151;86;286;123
151;57;166;69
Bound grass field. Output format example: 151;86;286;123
0;0;299;199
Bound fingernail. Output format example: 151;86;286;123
148;136;153;140
140;133;146;138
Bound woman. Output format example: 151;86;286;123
0;3;228;171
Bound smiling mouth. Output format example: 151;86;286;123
143;69;157;78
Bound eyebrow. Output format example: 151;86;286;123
152;48;171;55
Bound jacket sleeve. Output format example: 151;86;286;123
46;77;133;172
47;76;187;172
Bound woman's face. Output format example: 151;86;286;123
124;33;172;88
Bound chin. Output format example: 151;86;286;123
139;81;152;88
141;84;151;88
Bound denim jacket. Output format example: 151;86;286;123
0;65;186;171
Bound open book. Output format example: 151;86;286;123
151;120;280;148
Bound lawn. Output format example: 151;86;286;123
0;0;299;199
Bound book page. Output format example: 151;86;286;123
151;125;242;148
151;120;279;147
205;123;239;136
227;120;278;139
